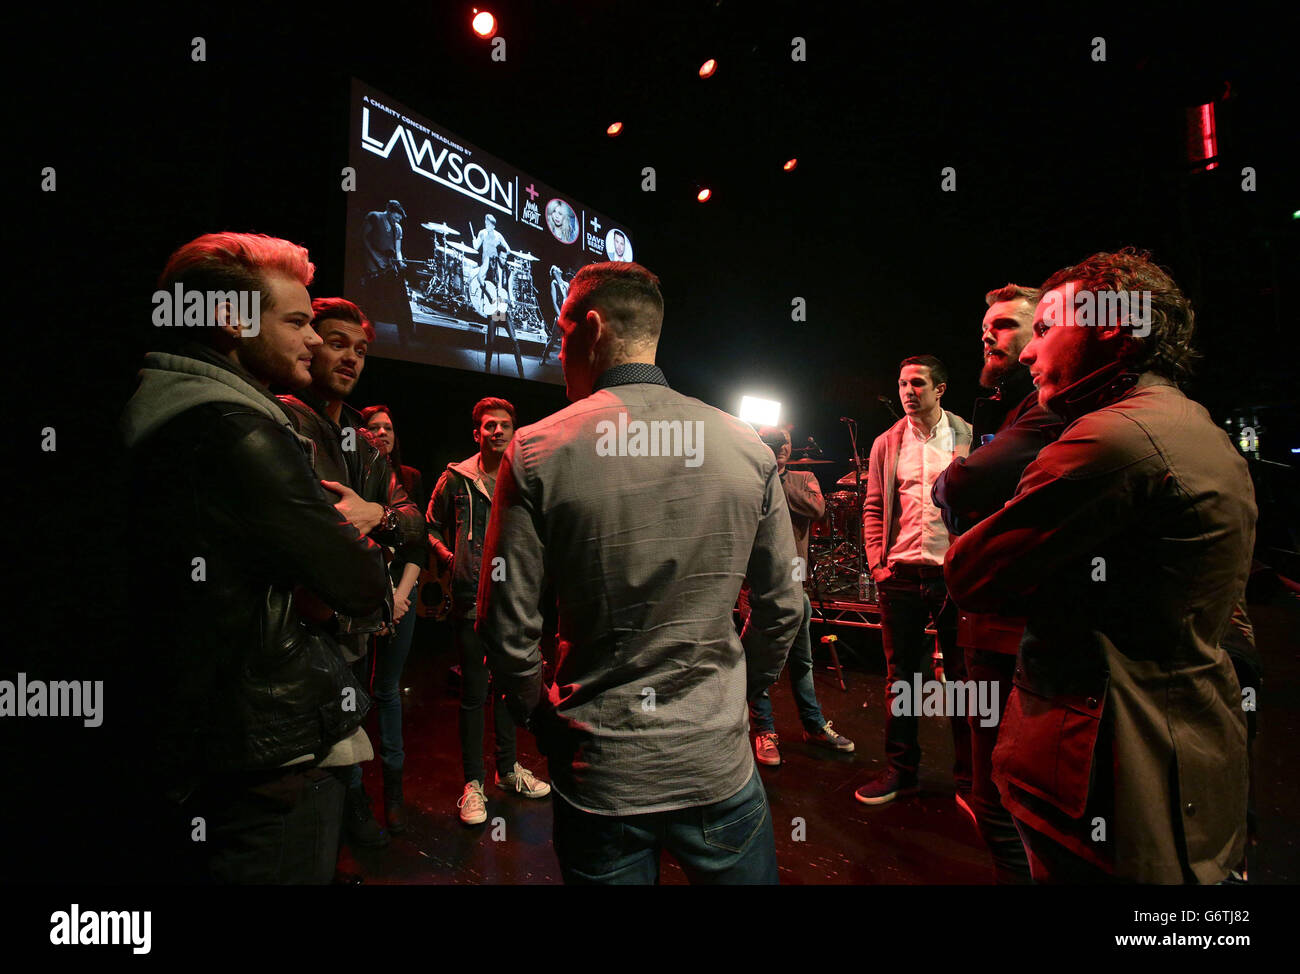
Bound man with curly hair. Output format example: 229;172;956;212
945;249;1256;883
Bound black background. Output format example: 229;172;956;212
7;0;1298;906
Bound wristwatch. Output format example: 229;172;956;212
379;505;400;536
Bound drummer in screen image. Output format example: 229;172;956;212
470;214;511;309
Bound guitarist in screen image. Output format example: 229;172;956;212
362;200;416;347
470;213;525;378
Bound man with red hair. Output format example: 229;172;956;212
124;233;390;883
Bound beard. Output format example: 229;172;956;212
980;352;1023;390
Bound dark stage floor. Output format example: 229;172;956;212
341;597;1300;885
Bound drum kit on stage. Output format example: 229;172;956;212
789;459;869;600
414;222;548;334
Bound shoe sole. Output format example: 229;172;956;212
755;752;781;767
459;810;487;826
854;785;919;806
496;781;552;798
805;738;855;752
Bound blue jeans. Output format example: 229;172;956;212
373;603;417;771
749;593;824;734
551;768;779;884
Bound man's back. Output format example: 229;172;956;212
479;380;803;815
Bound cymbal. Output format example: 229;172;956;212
421;222;460;234
510;249;540;261
835;470;868;486
785;459;834;466
446;241;477;253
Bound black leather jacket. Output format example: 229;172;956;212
123;348;390;788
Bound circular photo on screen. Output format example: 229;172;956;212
545;199;579;244
605;228;633;263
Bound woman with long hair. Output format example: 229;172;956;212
361;404;426;833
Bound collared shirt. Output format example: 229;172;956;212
593;361;669;391
888;411;955;567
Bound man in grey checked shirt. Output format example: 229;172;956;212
476;262;804;884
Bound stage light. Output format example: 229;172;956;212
471;10;496;38
699;58;717;79
783;158;798;171
606;121;624;137
697;188;712;202
1185;102;1218;170
739;396;781;426
1293;210;1300;220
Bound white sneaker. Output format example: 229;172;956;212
457;780;487;825
495;762;551;798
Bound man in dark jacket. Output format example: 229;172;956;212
427;397;550;825
946;249;1255;883
933;282;1064;883
122;232;389;883
278;296;425;850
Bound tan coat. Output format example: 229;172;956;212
946;368;1255;883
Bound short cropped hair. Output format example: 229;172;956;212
1038;247;1199;385
899;354;949;388
386;200;406;217
158;232;315;314
565;262;664;347
311;296;375;343
984;283;1043;308
472;397;516;428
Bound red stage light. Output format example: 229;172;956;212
697;188;712;202
1186;101;1218;170
471;10;496;38
783;158;798;171
699;59;717;79
606;121;624;137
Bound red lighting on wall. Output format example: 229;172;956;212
1186;102;1219;171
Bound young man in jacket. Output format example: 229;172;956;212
122;232;389;883
277;296;426;850
945;249;1256;883
427;397;550;825
855;355;973;807
749;426;854;767
932;283;1064;882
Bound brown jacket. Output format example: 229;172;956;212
945;366;1255;883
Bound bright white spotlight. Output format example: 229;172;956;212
739;396;781;426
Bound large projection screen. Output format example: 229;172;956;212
345;79;635;384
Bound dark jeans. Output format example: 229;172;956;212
1014;817;1118;884
877;572;970;789
750;593;825;734
551;768;779;885
965;647;1032;884
374;604;417;771
457;618;517;783
183;768;345;884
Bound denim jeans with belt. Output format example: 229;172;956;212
551;767;779;884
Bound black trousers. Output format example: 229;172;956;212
965;647;1032;883
876;572;970;789
457;618;518;783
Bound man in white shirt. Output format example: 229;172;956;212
856;355;973;806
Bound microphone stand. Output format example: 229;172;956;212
843;417;869;603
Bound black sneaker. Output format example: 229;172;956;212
344;785;390;848
803;721;855;752
853;768;919;806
